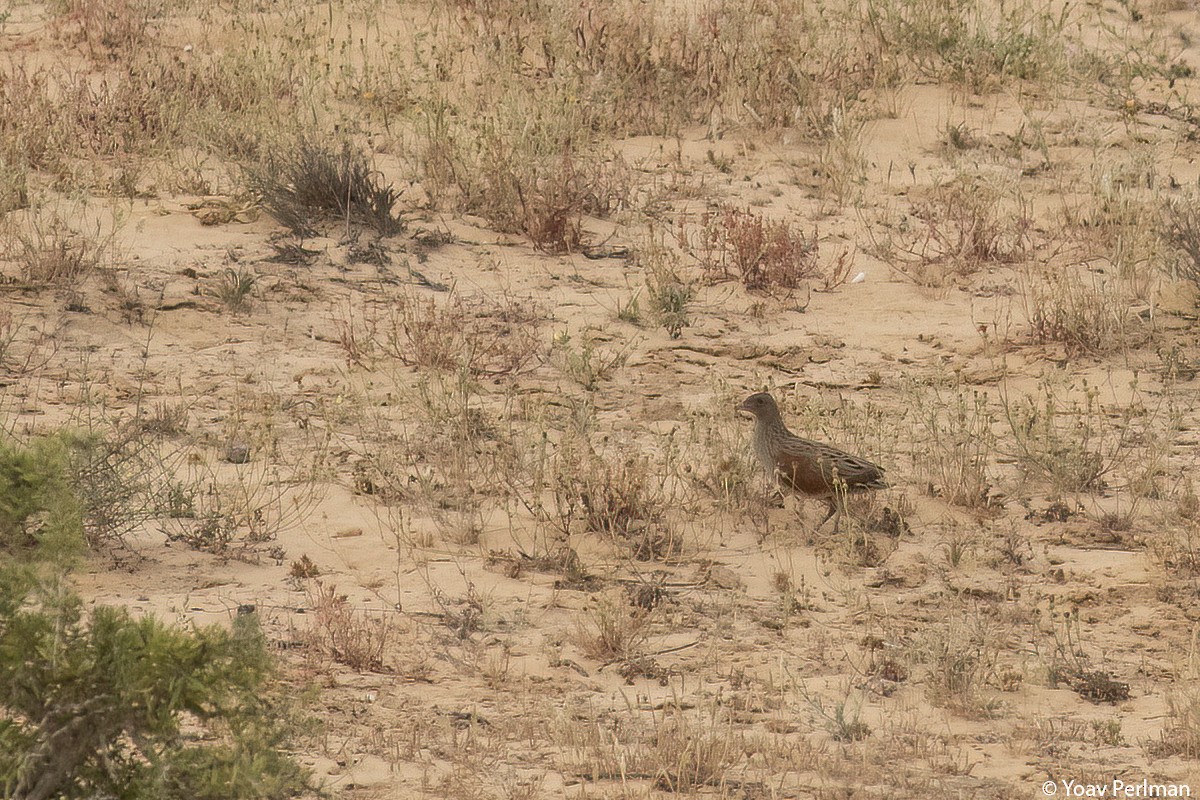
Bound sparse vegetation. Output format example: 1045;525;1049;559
1001;377;1141;494
911;384;996;509
3;205;116;286
369;291;544;376
3;0;1198;794
304;582;393;672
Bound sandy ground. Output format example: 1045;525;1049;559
7;0;1200;797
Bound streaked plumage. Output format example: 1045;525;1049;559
738;391;887;530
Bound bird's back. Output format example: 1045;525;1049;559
768;428;887;498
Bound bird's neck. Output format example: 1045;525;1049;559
758;413;790;437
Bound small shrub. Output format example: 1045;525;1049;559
1001;379;1128;494
554;445;678;560
640;242;694;339
249;138;403;236
914;179;1031;265
305;582;392;672
1044;607;1130;704
802;683;872;742
908;616;1003;715
6;211;111;286
911;386;996;510
158;405;328;557
1155;665;1200;757
550;330;630;390
416;89;630;253
683;382;761;511
1160;196;1200;292
0;156;28;214
65;423;167;548
865;0;1066;91
693;206;819;293
881;178;1032;286
579;594;650;662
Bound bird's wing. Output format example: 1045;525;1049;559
777;436;886;492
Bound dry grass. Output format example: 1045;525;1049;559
554;440;679;561
1000;377;1144;495
249;138;403;236
877;176;1033;287
207;267;258;314
1159;194;1200;291
1021;267;1145;356
907;613;1005;716
638;237;695;339
304;582;394;672
578;593;651;662
415;85;631;253
2;204;117;286
865;0;1069;92
910;384;997;510
339;291;544;377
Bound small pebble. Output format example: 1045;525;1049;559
225;441;252;463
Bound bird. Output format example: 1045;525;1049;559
738;391;887;531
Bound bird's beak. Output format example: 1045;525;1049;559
736;399;752;414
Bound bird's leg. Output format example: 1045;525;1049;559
765;473;786;509
819;498;839;532
824;478;851;533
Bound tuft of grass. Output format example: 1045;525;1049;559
208;267;258;314
865;0;1068;92
1154;643;1200;757
249;138;403;236
52;0;153;61
579;594;651;662
908;615;1004;716
1000;378;1133;494
416;87;630;253
0;156;28;214
910;384;996;510
640;239;695;339
550;330;630;390
1160;196;1200;294
880;176;1032;287
5;208;114;286
554;443;678;561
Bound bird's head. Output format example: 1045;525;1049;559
737;392;780;420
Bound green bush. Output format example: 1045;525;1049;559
0;599;309;800
0;434;85;565
0;433;309;800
